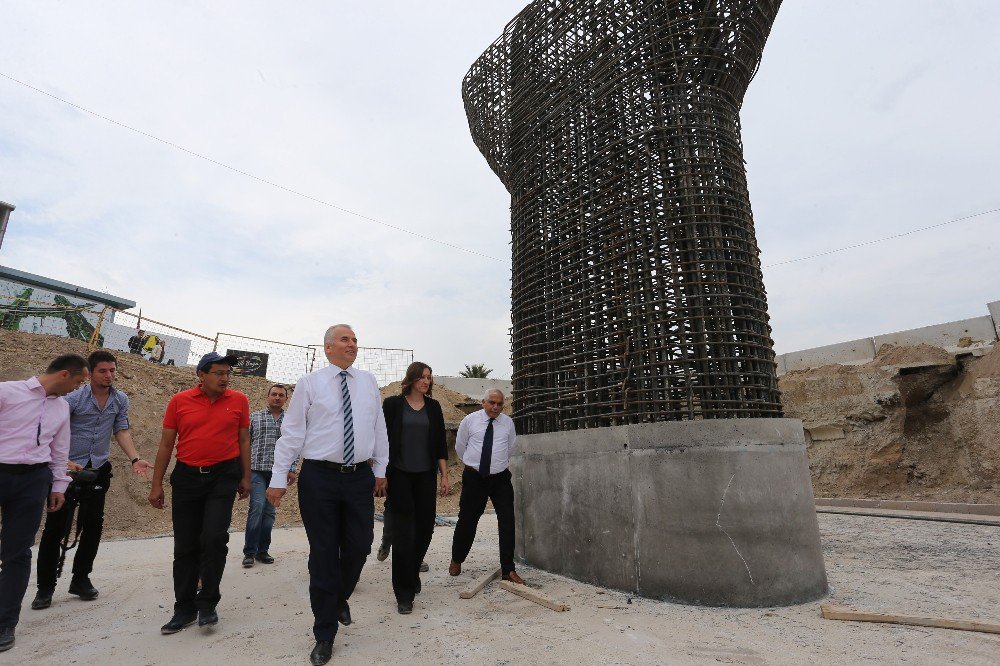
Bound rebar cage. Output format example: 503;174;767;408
464;0;784;434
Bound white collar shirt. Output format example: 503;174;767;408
269;364;389;488
455;409;517;475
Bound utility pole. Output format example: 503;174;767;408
0;201;14;253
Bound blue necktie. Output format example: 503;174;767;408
339;370;355;464
478;418;494;477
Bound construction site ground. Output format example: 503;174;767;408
2;330;999;662
12;514;999;665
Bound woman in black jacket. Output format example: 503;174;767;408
382;361;449;614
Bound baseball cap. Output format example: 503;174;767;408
196;351;239;373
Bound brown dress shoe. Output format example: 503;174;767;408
448;560;461;576
502;570;525;585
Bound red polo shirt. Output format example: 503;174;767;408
162;386;250;466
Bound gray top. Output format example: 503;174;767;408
394;401;432;472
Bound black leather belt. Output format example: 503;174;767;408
0;462;48;474
304;459;370;474
176;458;239;474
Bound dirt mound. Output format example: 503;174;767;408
379;381;473;425
0;329;471;537
781;341;1000;503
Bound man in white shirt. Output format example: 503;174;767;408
448;389;524;584
267;324;388;666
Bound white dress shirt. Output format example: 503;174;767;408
270;364;389;488
455;409;517;475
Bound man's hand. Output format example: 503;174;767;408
67;461;84;473
48;492;65;512
237;476;251;500
266;487;286;508
132;459;153;479
148;484;165;509
287;471;298;487
439;475;450;497
374;477;387;498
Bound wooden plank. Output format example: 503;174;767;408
459;568;501;599
500;580;570;612
820;605;1000;635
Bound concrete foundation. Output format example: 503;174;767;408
510;419;828;607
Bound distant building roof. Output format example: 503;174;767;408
0;265;136;310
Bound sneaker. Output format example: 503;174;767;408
68;576;99;600
198;608;219;627
397;601;413;615
161;612;197;635
31;589;54;610
0;627;14;652
255;552;275;564
242;555;255;568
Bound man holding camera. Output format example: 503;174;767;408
31;351;151;611
0;354;88;653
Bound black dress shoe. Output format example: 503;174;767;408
376;542;390;561
198;608;219;627
31;589;53;610
255;551;275;564
337;600;351;626
68;576;99;600
242;555;255;568
419;560;429;573
310;639;333;665
160;612;197;635
397;601;413;615
0;627;14;652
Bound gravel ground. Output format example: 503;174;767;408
9;514;999;665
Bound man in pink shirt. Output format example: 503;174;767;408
0;354;88;653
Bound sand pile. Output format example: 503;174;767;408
781;342;1000;503
0;329;473;536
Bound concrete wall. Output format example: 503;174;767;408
434;376;513;400
510;419;828;607
776;299;1000;374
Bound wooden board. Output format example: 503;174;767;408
459;568;501;599
821;605;1000;635
500;580;570;612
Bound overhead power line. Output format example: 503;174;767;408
2;72;997;272
762;207;999;268
0;70;508;263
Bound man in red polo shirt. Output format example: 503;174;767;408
148;352;251;635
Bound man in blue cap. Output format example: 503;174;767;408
148;352;251;635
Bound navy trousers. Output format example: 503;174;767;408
0;466;50;629
297;460;375;641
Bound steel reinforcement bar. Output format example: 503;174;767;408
464;0;784;433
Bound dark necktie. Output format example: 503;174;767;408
339;370;355;464
478;418;494;477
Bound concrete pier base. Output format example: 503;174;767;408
510;419;828;606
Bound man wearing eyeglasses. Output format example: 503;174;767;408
148;352;251;635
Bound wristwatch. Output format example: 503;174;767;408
131;457;140;464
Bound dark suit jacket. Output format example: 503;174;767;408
381;394;447;470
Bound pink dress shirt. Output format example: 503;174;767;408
0;376;72;493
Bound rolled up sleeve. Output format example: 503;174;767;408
270;376;309;488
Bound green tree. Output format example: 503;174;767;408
459;363;493;378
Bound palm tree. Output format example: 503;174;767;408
459;363;493;378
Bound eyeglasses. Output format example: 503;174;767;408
207;370;233;377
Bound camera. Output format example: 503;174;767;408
66;468;104;503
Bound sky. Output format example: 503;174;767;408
1;1;998;380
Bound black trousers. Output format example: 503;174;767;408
386;467;436;604
297;460;375;641
169;459;240;614
451;466;516;575
36;461;113;591
0;466;50;629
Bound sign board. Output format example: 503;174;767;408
228;349;269;378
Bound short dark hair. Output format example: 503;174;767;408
46;354;88;375
268;384;288;395
87;350;117;371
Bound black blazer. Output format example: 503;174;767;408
382;394;447;470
